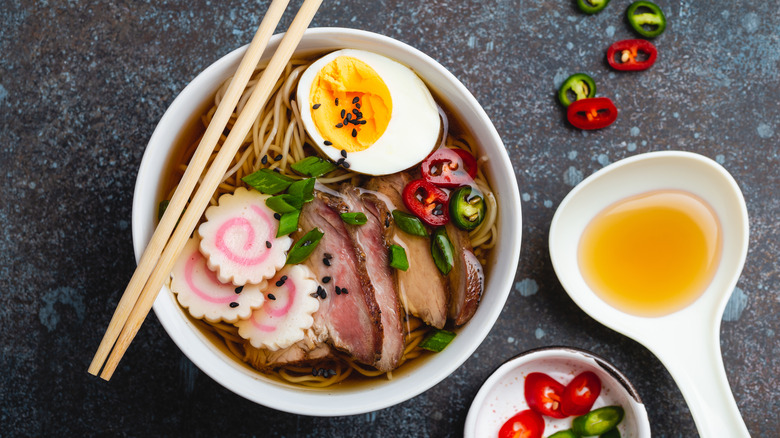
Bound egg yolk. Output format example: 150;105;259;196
309;56;392;153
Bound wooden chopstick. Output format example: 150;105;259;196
90;0;322;380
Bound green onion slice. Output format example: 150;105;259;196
266;194;303;214
418;329;456;352
340;212;368;225
276;210;300;237
158;200;170;221
242;168;294;195
431;227;455;275
288;178;315;203
392;210;428;237
286;228;324;265
290;156;337;178
389;244;409;271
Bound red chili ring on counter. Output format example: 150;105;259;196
607;39;658;71
402;179;450;226
566;97;618;130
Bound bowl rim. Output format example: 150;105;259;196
132;27;522;416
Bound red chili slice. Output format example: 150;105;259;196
498;409;545;438
561;371;602;416
402;179;449;226
420;147;478;188
607;39;658;71
567;97;618;130
524;372;566;418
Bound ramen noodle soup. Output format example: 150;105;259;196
161;49;498;388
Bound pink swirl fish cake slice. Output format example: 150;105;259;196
235;264;320;351
171;237;265;323
199;187;292;285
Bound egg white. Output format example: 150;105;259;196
296;49;441;176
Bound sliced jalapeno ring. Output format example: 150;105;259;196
627;1;666;38
576;0;610;15
449;186;486;230
558;73;597;108
572;405;625;436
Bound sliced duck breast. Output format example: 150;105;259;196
341;185;404;372
294;192;382;367
366;173;449;329
444;223;484;326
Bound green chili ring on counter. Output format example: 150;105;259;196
449;186;486;230
558;73;597;108
577;0;610;15
626;1;666;38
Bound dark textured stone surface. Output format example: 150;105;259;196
1;1;777;436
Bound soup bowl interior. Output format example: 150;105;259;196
132;28;522;415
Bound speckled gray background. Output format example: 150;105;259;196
1;0;777;436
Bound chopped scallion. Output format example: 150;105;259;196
242;168;294;194
392;210;428;237
290;156;337;178
389;244;409;271
288;178;315;203
266;194;303;214
286;228;324;264
276;210;300;237
419;329;456;352
340;212;368;225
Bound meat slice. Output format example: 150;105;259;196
294;192;382;366
340;185;404;371
445;223;484;326
366;173;449;329
243;330;332;371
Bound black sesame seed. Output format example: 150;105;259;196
385;217;390;227
324;140;332;146
261;155;268;165
274;213;281;220
265;241;272;248
324;253;333;259
342;161;350;169
275;154;283;161
356;103;361;109
312;103;321;109
273;168;280;173
335;123;343;128
360;120;367;125
341;288;348;295
275;279;285;287
335;286;341;295
310;292;320;298
340;149;347;158
337;157;345;165
234;286;244;294
323;257;331;266
312;368;319;376
345;113;352;122
322;276;331;283
229;302;239;308
302;240;311;247
340;109;346;118
318;286;327;299
268;294;276;300
351;128;357;138
352;109;359;116
352;96;360;104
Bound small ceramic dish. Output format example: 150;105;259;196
464;347;651;438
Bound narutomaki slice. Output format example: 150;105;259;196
236;265;320;351
199;187;292;285
170;237;265;323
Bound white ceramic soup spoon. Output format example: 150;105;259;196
549;151;750;437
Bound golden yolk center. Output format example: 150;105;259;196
310;56;392;153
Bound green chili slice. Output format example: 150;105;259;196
418;329;456;352
285;227;324;264
392;210;428;237
242;168;294;195
558;73;597;108
340;212;368;225
276;210;300;237
431;227;455;275
449;186;486;231
290;156;337;178
389;244;409;271
576;0;610;14
572;406;625;436
626;1;666;38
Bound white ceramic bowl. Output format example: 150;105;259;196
132;28;522;415
464;347;651;438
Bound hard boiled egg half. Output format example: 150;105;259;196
297;49;440;175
